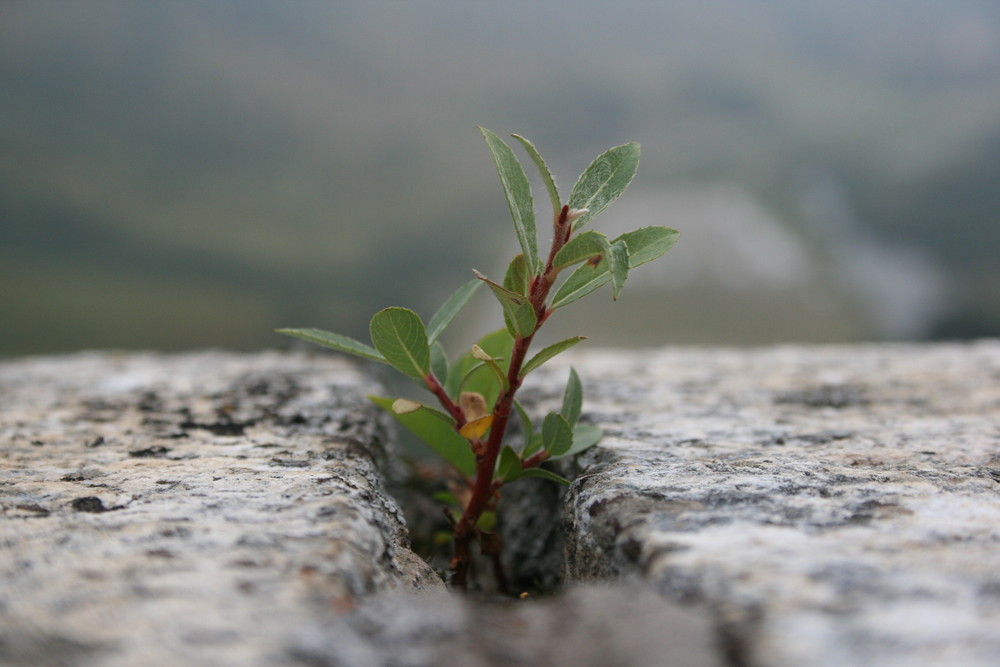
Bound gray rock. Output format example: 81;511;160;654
518;341;1000;667
0;351;442;667
289;584;719;667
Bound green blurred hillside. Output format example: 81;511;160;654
2;1;998;355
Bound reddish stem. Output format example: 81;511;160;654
450;204;574;589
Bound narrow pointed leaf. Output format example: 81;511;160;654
276;328;385;364
609;239;630;300
503;254;530;296
549;261;612;309
619;226;679;266
552;230;611;270
497;445;522;482
427;279;482;344
520;336;587;378
550;227;678;309
369;396;475;476
520;467;570;485
475;270;537;338
561;367;583;427
542;412;573;457
549;423;602;460
369;308;430;380
568;142;640;231
512;133;561;219
479;127;540;276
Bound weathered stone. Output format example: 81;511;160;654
519;341;1000;666
0;351;442;667
289;584;719;667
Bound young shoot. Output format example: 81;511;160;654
278;128;678;590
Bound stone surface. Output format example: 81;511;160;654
518;340;1000;667
290;584;719;667
0;351;441;667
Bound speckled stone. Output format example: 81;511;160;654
0;351;442;667
519;340;1000;667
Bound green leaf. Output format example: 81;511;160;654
276;328;386;364
497;445;522;483
369;396;475;476
542;412;573;457
619;226;679;267
475;270;537;339
503;254;530;296
609;239;630;300
520;467;570;485
512;133;561;219
568;142;640;231
469;344;509;393
561;367;582;426
549;423;602;460
479;127;540;276
369;308;431;380
430;341;449;384
445;328;513;401
552;230;611;270
514;400;537;454
549;261;612;309
520;336;586;378
549;227;678;309
426;279;482;344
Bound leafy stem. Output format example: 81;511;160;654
277;128;679;592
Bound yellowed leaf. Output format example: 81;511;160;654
459;414;493;440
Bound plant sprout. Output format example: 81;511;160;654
278;128;678;589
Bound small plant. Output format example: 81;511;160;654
278;128;678;589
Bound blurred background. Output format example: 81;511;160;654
3;1;999;357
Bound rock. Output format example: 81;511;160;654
289;584;719;667
0;351;442;667
519;341;1000;667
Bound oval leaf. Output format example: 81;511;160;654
609;239;630;300
479;127;540;276
561;367;583;427
520;336;586;378
276;328;385;364
503;254;530;296
542;412;573;457
445;328;513;401
549;423;602;460
568;142;640;231
369;307;430;380
619;226;679;267
369;396;475;476
552;230;611;270
475;270;537;339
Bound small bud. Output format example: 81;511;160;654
566;208;589;224
471;344;494;361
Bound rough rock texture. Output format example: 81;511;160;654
0;351;441;667
519;340;1000;667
